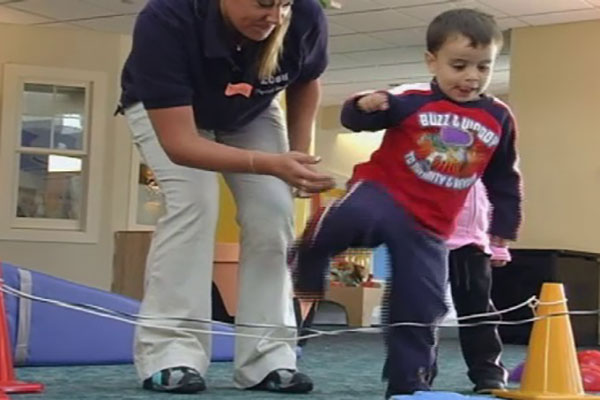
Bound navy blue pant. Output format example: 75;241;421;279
449;245;506;386
293;182;448;395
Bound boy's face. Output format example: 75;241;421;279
425;33;499;103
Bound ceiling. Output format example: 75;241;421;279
1;0;599;105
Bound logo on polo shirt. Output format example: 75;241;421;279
255;72;289;96
225;82;254;98
260;72;289;86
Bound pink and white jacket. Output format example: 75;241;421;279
446;179;511;262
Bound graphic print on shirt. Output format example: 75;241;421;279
255;72;290;96
404;111;500;190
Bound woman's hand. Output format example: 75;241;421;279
357;92;389;113
255;151;335;193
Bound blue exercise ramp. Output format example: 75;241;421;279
1;262;235;366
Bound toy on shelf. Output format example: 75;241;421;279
330;260;365;287
330;248;369;287
330;249;381;288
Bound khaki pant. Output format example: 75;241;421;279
125;101;297;388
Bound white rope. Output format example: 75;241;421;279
1;283;530;329
0;285;288;341
450;295;537;322
0;283;590;342
535;299;568;306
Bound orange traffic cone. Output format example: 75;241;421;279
494;283;599;399
0;263;43;394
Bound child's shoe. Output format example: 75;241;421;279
248;369;313;393
474;379;505;394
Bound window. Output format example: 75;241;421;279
0;65;107;242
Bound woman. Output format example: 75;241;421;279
119;0;332;394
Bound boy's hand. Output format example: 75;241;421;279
356;92;389;113
490;235;508;247
490;235;511;267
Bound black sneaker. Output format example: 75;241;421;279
385;387;419;399
474;380;505;394
249;369;313;393
142;366;206;393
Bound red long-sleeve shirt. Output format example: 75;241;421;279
341;80;522;239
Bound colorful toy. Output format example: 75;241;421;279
508;346;600;392
330;261;366;287
579;350;600;368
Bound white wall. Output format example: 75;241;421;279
315;104;384;186
0;24;133;289
509;21;600;253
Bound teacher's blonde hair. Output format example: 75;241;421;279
257;9;291;79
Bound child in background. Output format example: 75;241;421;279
292;8;522;398
447;179;510;393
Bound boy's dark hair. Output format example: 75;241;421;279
426;8;503;53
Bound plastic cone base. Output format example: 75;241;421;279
493;388;599;399
1;381;44;394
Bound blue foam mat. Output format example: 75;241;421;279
391;392;487;399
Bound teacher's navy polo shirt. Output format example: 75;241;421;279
120;0;328;131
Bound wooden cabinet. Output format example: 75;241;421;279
112;231;385;327
325;285;383;327
212;243;239;316
111;231;151;300
112;231;239;316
